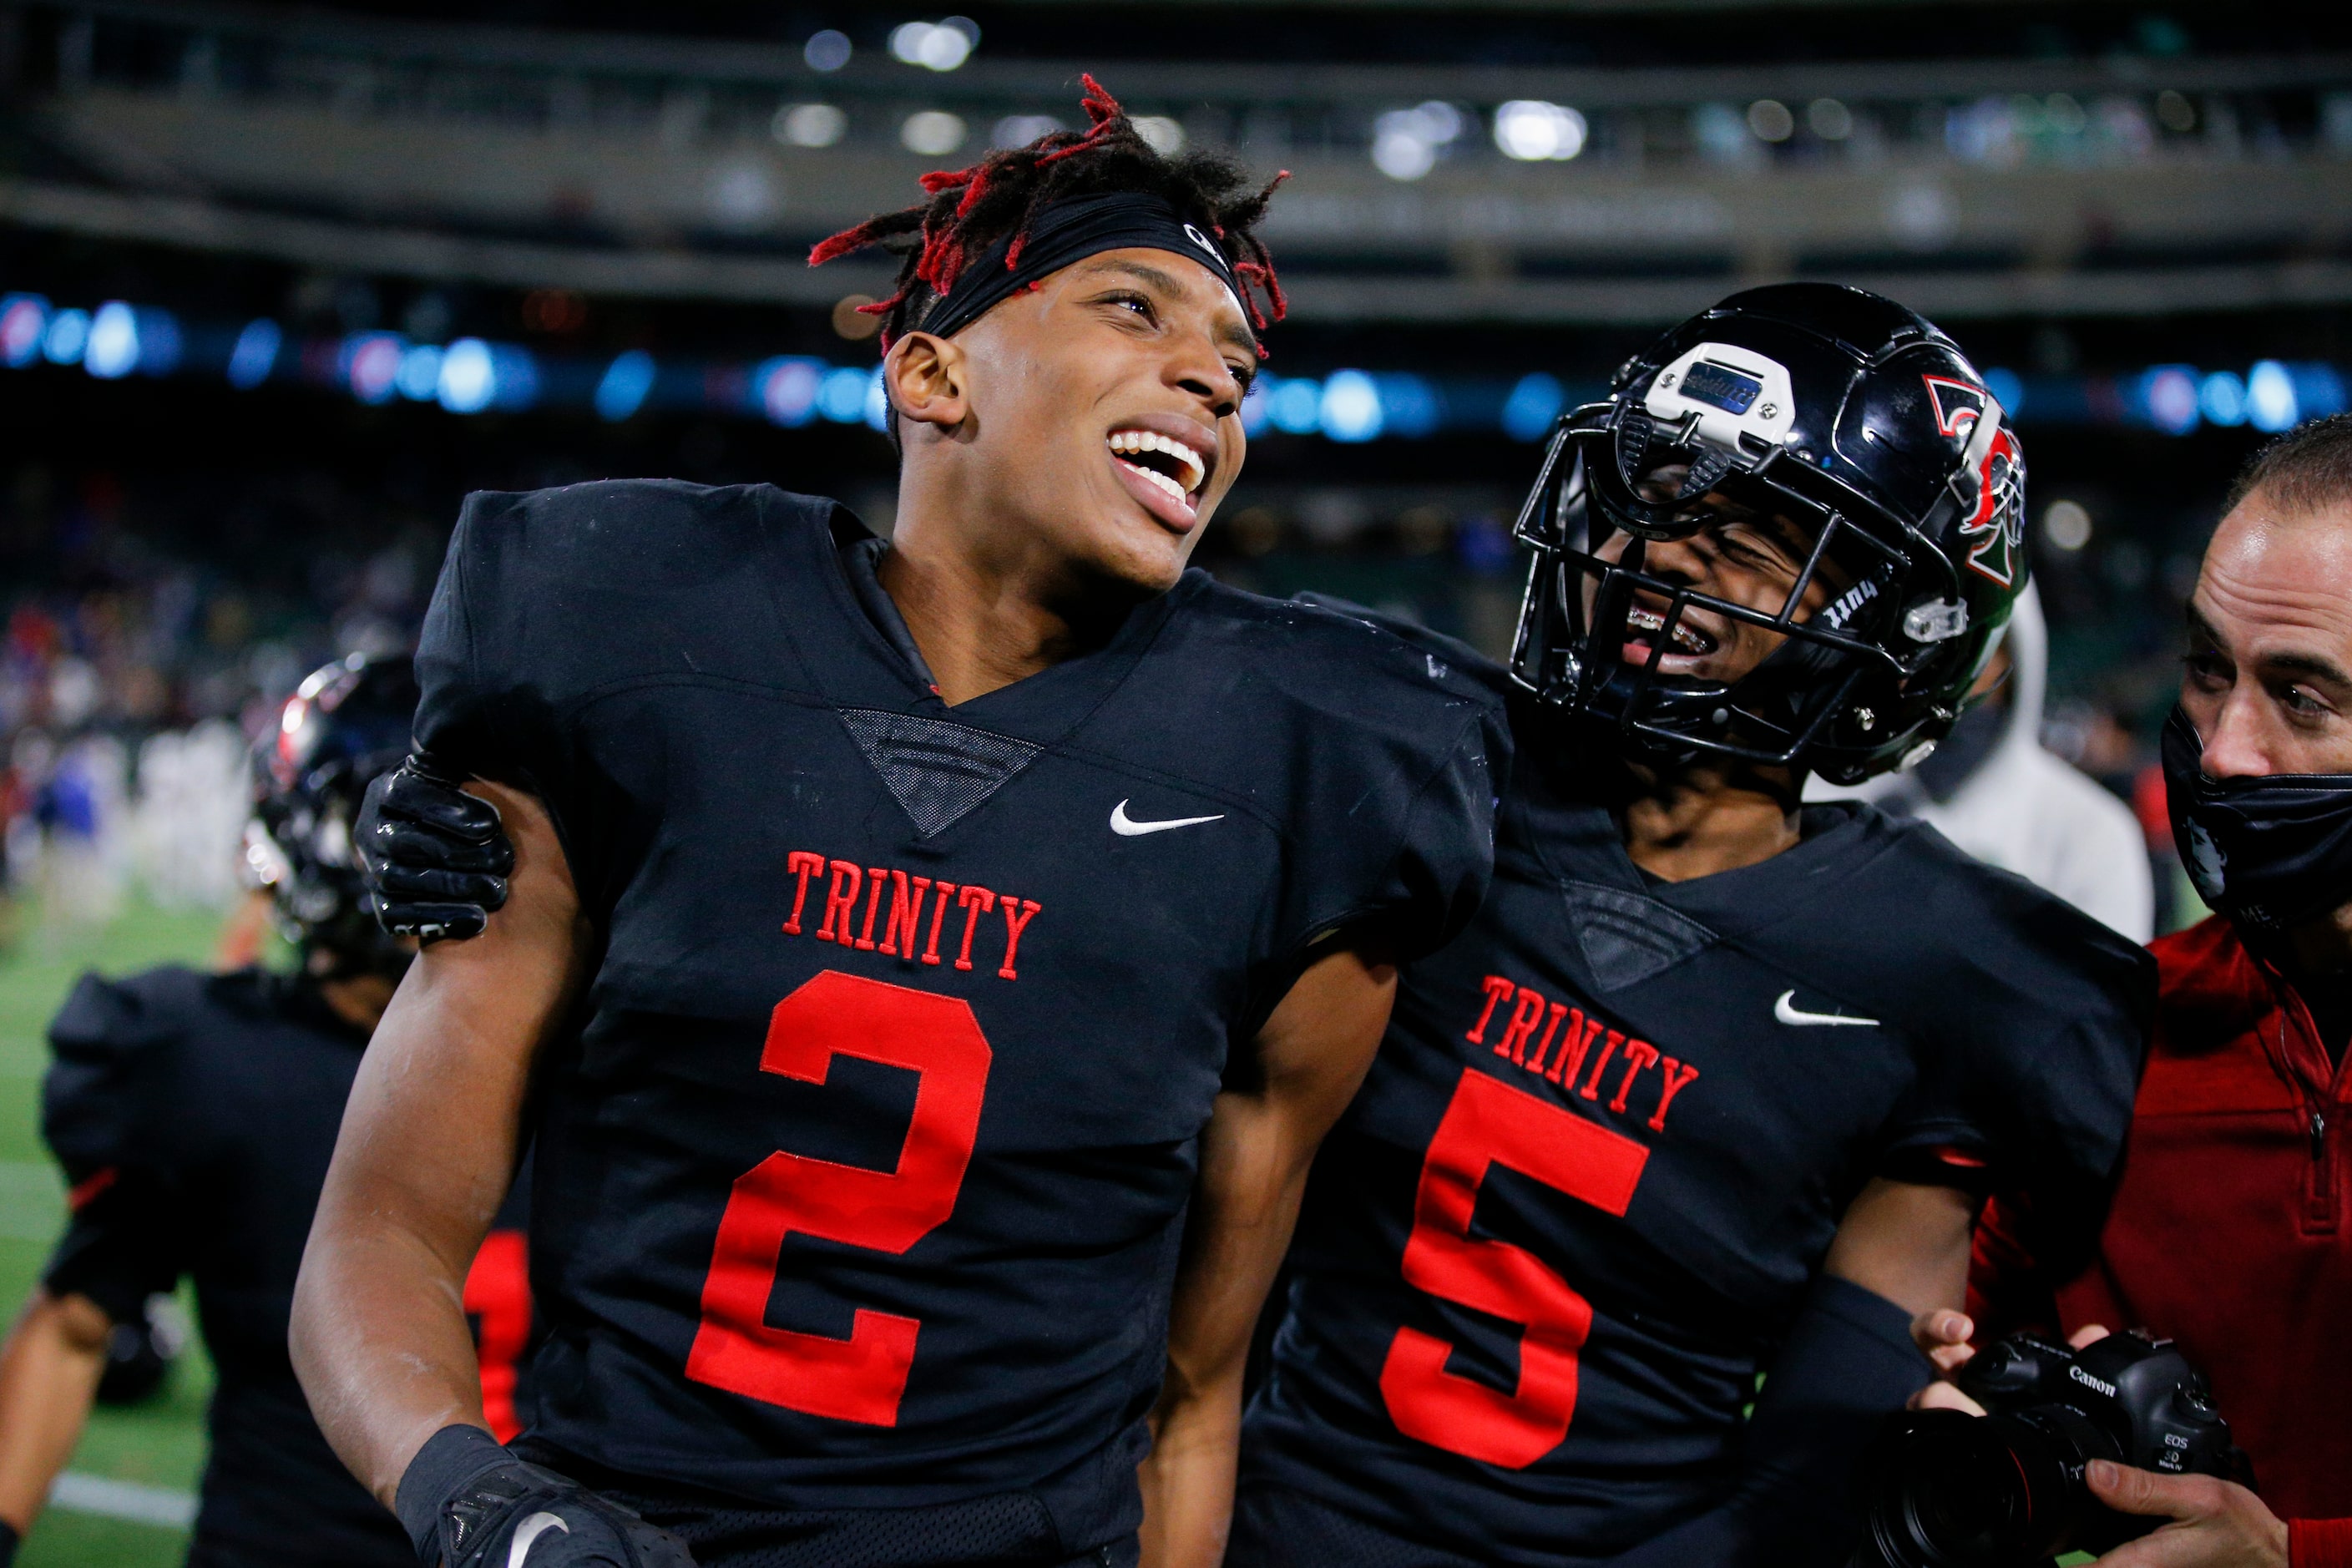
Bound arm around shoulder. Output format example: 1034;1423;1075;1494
291;780;589;1509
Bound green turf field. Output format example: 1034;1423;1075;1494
0;897;228;1567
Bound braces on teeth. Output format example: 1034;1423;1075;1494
1626;605;1712;654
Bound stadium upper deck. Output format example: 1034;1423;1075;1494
3;0;2349;325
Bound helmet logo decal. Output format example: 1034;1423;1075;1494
1922;374;2025;588
1956;424;2024;587
1922;374;1988;438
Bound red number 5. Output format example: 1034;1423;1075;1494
462;1229;532;1443
1379;1066;1648;1468
686;969;991;1426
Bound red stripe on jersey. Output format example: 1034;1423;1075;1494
66;1166;117;1212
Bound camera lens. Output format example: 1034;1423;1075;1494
1908;1447;2029;1548
1871;1414;2038;1568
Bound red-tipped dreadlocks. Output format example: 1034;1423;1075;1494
811;75;1287;354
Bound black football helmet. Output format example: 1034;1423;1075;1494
243;653;421;978
1509;282;2027;785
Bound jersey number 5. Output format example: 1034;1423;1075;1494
686;969;992;1426
1379;1066;1648;1468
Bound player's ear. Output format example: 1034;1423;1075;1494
884;332;968;435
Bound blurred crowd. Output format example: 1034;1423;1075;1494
0;461;443;937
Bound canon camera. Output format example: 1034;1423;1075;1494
1864;1331;2249;1567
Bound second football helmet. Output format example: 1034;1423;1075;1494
1509;282;2027;785
243;653;421;976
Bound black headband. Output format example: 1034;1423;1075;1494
917;192;1247;341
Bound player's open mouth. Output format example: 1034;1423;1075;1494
1621;604;1718;665
1107;425;1210;527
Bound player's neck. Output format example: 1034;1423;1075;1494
1614;759;1804;883
874;516;1141;706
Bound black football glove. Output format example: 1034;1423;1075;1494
359;754;515;942
397;1425;696;1568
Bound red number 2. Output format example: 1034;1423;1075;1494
686;969;992;1426
1378;1066;1649;1468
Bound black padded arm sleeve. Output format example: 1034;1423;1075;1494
40;1172;180;1326
38;973;186;1323
1601;1274;1930;1568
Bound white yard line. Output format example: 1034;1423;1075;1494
49;1471;198;1528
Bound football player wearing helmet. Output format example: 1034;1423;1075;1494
1224;284;2155;1567
0;655;535;1568
292;81;1505;1568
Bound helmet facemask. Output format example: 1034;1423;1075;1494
1510;407;1915;776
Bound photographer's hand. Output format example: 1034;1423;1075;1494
2086;1462;2286;1568
1906;1308;1988;1414
1911;1308;1975;1374
1904;1318;2117;1414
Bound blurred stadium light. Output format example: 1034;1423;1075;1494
0;280;2341;443
3;1;2349;327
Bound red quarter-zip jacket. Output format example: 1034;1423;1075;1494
1971;915;2352;1564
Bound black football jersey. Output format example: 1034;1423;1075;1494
42;969;418;1565
1236;714;2154;1565
407;480;1505;1555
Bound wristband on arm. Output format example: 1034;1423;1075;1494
395;1424;511;1561
0;1517;19;1568
394;1423;698;1568
1601;1274;1933;1568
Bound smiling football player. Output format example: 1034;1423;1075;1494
1228;285;2155;1568
291;81;1507;1568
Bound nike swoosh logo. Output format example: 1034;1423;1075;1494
508;1512;570;1568
1773;990;1880;1029
1110;800;1225;837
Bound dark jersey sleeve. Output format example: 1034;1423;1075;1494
410;487;584;823
412;480;839;910
1287;592;1499;680
1868;852;2157;1267
39;971;193;1323
1262;596;1512;971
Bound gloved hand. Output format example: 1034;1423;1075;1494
397;1425;695;1568
358;754;515;942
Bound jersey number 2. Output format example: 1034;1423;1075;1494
686;969;992;1426
1379;1066;1649;1468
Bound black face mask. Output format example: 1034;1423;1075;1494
2161;704;2352;942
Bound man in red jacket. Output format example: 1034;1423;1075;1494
1957;415;2352;1567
